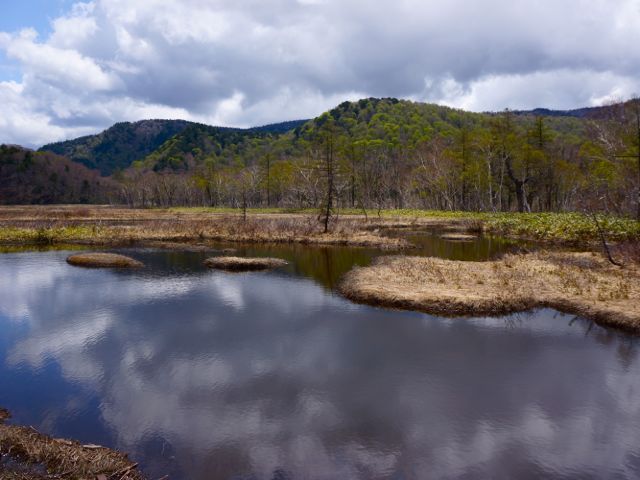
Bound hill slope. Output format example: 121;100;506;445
138;121;307;172
4;97;636;214
0;145;115;204
40;119;193;175
128;98;588;174
40;119;309;175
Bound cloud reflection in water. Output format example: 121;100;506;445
0;250;639;479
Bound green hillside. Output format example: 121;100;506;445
8;97;637;216
40;119;193;175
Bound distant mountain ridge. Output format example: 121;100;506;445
512;106;608;118
248;119;307;134
40;119;193;175
6;97;637;209
40;119;309;175
36;99;618;177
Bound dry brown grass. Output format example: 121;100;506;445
204;256;288;271
611;240;640;266
340;251;640;332
66;253;143;268
0;408;145;480
0;206;410;249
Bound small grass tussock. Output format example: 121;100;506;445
66;253;143;268
204;256;288;271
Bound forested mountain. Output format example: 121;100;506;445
138;124;271;172
139;98;584;175
39;119;309;176
139;120;312;172
40;119;193;175
3;97;638;216
116;97;635;217
0;145;115;204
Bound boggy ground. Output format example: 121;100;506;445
0;205;413;250
2;205;638;248
340;251;640;332
1;205;639;476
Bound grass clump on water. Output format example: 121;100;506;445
66;252;143;268
204;256;288;271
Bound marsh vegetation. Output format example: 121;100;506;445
1;204;639;479
340;251;640;332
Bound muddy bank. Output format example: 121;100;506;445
339;252;640;332
0;409;145;480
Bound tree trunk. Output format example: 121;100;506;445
505;157;526;213
636;102;640;221
322;132;334;233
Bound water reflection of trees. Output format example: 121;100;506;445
569;315;639;369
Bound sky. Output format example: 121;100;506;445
1;0;640;147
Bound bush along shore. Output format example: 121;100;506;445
339;251;640;333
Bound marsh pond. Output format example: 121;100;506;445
1;235;640;479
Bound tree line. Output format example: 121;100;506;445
115;98;640;219
3;98;638;219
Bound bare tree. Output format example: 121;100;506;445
321;124;335;233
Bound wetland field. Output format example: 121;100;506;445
1;205;640;479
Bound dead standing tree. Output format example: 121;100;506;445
315;114;337;233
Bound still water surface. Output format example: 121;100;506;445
1;244;639;479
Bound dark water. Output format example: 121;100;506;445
206;231;523;290
1;246;639;480
392;229;526;262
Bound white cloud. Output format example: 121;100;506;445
4;29;119;92
426;70;640;112
49;2;99;49
1;0;640;147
